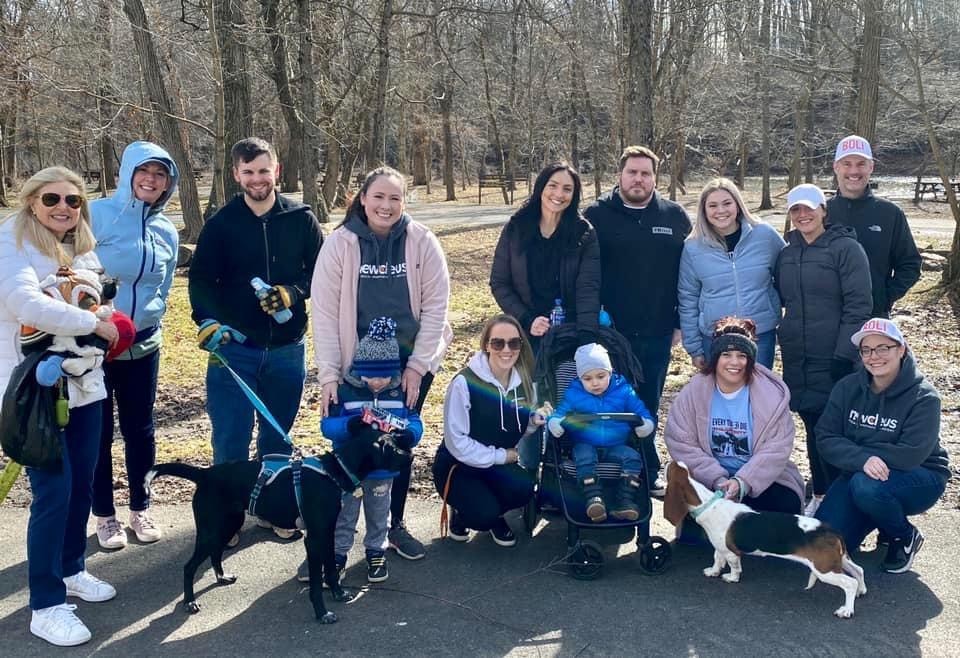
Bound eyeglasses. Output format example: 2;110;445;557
40;193;83;209
488;337;523;351
859;344;899;358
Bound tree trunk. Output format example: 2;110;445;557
321;135;341;210
96;0;116;194
477;38;509;205
855;0;882;142
621;0;654;146
261;0;302;194
440;88;455;201
296;0;323;220
757;0;773;210
216;0;252;201
122;0;203;241
365;0;393;169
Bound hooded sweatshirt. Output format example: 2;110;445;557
91;141;180;359
344;211;418;361
189;192;323;347
816;351;950;478
439;351;532;468
584;189;691;337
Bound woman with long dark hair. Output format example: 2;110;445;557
311;166;452;565
490;162;600;352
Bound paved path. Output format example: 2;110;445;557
0;498;956;656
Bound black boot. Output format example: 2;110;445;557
581;475;607;522
610;474;641;521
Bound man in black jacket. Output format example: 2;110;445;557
189;138;323;467
828;135;921;318
584;146;691;494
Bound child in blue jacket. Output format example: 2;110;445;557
321;318;422;583
548;343;654;521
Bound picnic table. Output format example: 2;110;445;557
914;178;960;203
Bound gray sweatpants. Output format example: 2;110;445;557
334;477;393;556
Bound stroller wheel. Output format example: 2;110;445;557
522;496;540;536
568;540;604;580
637;536;672;575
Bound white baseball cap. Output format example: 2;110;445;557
835;135;873;162
850;317;905;347
786;184;826;210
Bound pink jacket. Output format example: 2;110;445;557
663;365;804;502
310;219;452;386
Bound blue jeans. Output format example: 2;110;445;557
816;468;947;549
626;333;673;480
26;401;101;610
92;350;160;515
206;339;305;464
701;329;776;370
572;442;643;481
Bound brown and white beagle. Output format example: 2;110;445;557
663;462;867;618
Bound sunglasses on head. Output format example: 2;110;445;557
488;337;523;351
40;193;83;209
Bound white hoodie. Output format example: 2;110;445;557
442;350;527;468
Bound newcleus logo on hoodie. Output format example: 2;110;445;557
359;262;407;278
848;408;898;432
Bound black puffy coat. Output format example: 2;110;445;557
489;213;600;341
774;223;872;413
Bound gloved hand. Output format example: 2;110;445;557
634;417;655;438
393;429;417;450
346;414;366;434
259;285;300;315
547;416;565;438
830;357;854;383
197;319;245;352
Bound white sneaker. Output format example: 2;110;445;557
64;570;116;602
804;495;823;517
129;510;162;543
96;516;127;550
30;603;91;646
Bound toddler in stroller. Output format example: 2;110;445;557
547;343;654;522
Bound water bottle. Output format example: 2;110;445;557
250;277;292;324
598;305;612;327
549;298;565;326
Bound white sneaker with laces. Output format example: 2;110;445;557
129;510;162;543
96;516;127;550
64;570;116;602
30;603;91;647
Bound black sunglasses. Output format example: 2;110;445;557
40;193;83;209
488;337;523;351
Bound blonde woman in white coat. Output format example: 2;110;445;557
0;167;118;647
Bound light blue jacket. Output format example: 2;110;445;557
91;141;179;354
678;220;785;359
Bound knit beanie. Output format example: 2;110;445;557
575;343;612;378
352;317;401;378
710;333;757;362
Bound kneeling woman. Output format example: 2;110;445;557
664;318;804;515
433;315;545;546
816;318;950;574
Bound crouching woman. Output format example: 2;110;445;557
816;318;950;573
663;317;804;519
433;314;546;546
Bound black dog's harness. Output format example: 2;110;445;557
247;453;362;520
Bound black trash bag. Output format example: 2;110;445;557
0;351;62;472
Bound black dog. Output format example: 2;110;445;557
146;431;411;623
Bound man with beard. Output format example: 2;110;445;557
584;146;691;496
827;135;921;318
189;138;323;476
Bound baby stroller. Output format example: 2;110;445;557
522;324;671;579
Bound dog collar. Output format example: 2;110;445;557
690;490;724;520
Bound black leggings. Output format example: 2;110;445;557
743;482;802;514
799;410;839;497
433;459;534;532
389;372;435;527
